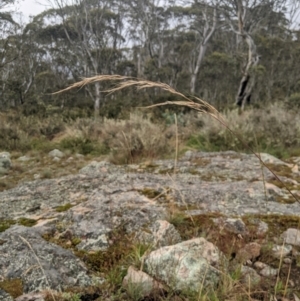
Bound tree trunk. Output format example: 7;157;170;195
137;48;142;77
235;34;259;109
190;43;207;94
94;81;101;118
190;7;217;95
158;39;164;69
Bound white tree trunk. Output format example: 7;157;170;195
190;7;217;95
235;33;259;109
190;43;207;94
94;81;101;118
233;0;260;109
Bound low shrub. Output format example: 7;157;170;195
187;104;300;158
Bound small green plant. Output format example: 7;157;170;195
71;237;81;246
55;203;73;212
125;281;146;301
274;279;284;295
59;136;107;155
167;211;187;228
17;218;37;227
0;219;16;232
127;243;151;268
229;265;242;281
105;265;127;287
61;292;81;301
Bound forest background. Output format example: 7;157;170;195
1;0;300;163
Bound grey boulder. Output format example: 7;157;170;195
0;226;92;295
144;237;224;292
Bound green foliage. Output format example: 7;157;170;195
22;100;46;117
17;218;37;227
167;211;187;228
59;137;108;155
0;219;16;233
30;138;55;152
286;92;300;109
55;203;73;212
61;292;81;301
39;122;65;140
127;243;151;268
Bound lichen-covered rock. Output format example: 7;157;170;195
17;156;31;162
212;217;248;235
259;266;278;277
259;153;290;166
48;149;64;158
240;266;261;286
0;150;299;296
137;220;181;248
15;292;46;301
122;266;164;298
271;244;292;258
0;289;14;301
0;152;11;175
144;238;225;292
0;226;92;295
281;228;300;246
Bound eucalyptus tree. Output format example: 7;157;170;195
0;21;48;107
219;0;289;109
43;0;125;117
0;0;18;71
0;0;16;24
0;0;20;108
123;0;173;78
189;1;218;95
173;1;218;95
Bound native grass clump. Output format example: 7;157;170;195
187;103;300;158
50;112;180;164
0;112;65;152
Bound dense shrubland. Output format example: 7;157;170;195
1;103;299;163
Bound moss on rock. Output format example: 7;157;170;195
0;278;23;298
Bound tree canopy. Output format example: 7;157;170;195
0;0;299;115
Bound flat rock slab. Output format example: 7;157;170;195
0;152;299;227
0;226;92;294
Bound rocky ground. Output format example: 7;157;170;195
0;150;300;301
